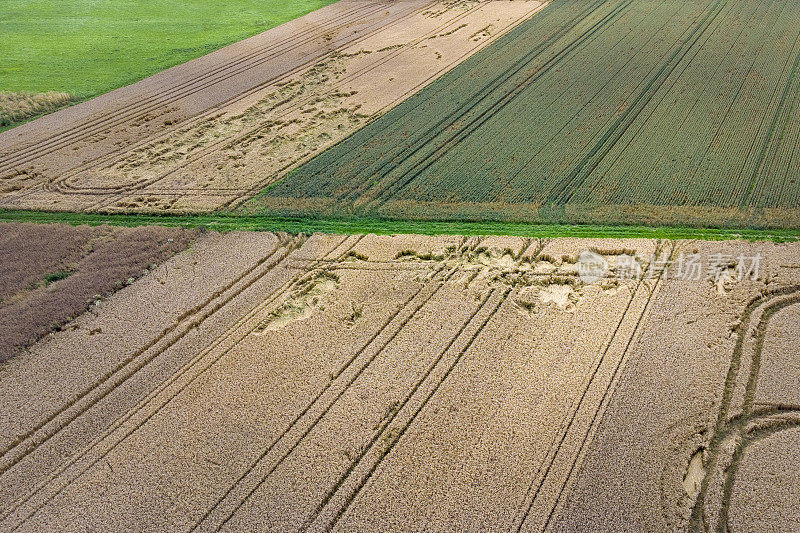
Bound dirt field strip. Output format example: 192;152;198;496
0;0;549;213
0;222;199;361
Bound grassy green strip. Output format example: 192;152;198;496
1;209;799;242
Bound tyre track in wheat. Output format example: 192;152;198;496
538;243;675;531
363;0;633;211
0;235;368;530
191;236;487;532
690;286;800;532
548;0;730;205
225;238;543;531
317;0;622;210
0;233;301;480
512;240;673;532
307;287;511;532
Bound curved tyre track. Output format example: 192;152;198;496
690;287;800;533
48;0;489;203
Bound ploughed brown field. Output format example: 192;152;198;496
0;0;547;213
1;231;798;531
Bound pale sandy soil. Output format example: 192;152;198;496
0;0;547;213
1;233;798;531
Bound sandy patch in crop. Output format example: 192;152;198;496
0;234;798;531
0;0;548;213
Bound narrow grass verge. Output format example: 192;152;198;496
1;209;799;242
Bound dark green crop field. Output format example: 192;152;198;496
242;0;800;229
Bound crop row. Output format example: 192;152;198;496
246;0;800;228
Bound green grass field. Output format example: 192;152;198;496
0;0;336;125
243;0;800;230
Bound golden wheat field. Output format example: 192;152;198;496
0;231;797;531
2;0;799;530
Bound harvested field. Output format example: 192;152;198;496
0;222;198;362
246;0;800;229
0;0;547;213
1;232;798;531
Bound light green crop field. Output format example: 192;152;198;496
0;0;336;125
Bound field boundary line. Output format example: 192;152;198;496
2;209;800;241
